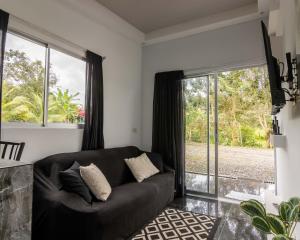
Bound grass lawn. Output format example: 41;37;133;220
185;142;274;183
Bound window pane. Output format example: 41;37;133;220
2;33;46;123
48;48;85;124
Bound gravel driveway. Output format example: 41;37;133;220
185;142;274;183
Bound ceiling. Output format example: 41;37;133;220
96;0;257;33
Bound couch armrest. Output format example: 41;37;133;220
33;168;92;211
164;164;175;174
144;151;175;175
32;170;101;240
144;151;164;172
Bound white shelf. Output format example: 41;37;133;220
270;134;286;148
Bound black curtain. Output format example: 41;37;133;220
152;70;185;197
0;10;9;140
82;51;104;150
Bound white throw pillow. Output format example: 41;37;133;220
125;153;159;182
80;163;111;201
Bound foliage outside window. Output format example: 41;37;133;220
2;32;86;126
185;66;272;149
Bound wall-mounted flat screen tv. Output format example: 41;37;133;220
261;21;286;115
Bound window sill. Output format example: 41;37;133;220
2;123;84;129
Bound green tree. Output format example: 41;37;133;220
185;66;272;148
218;67;272;147
184;78;208;143
2;49;82;124
48;88;80;123
4;49;57;97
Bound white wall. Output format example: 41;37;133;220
2;128;83;162
275;0;300;199
145;3;260;45
0;0;144;162
141;19;266;150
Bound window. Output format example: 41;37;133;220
3;33;46;124
2;32;86;127
48;49;85;124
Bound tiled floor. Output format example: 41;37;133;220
170;196;267;240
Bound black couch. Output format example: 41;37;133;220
32;146;175;240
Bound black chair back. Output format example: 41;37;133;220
0;141;25;161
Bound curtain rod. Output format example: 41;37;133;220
9;15;106;60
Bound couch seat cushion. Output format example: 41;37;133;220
92;180;158;224
143;171;174;190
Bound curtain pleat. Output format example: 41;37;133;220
82;50;104;150
152;70;185;197
0;10;9;140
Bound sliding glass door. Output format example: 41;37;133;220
184;66;275;200
184;75;218;197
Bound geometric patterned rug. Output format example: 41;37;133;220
130;207;221;240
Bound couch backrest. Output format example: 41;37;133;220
34;146;143;188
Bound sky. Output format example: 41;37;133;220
5;33;86;106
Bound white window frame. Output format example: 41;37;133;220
3;30;86;129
